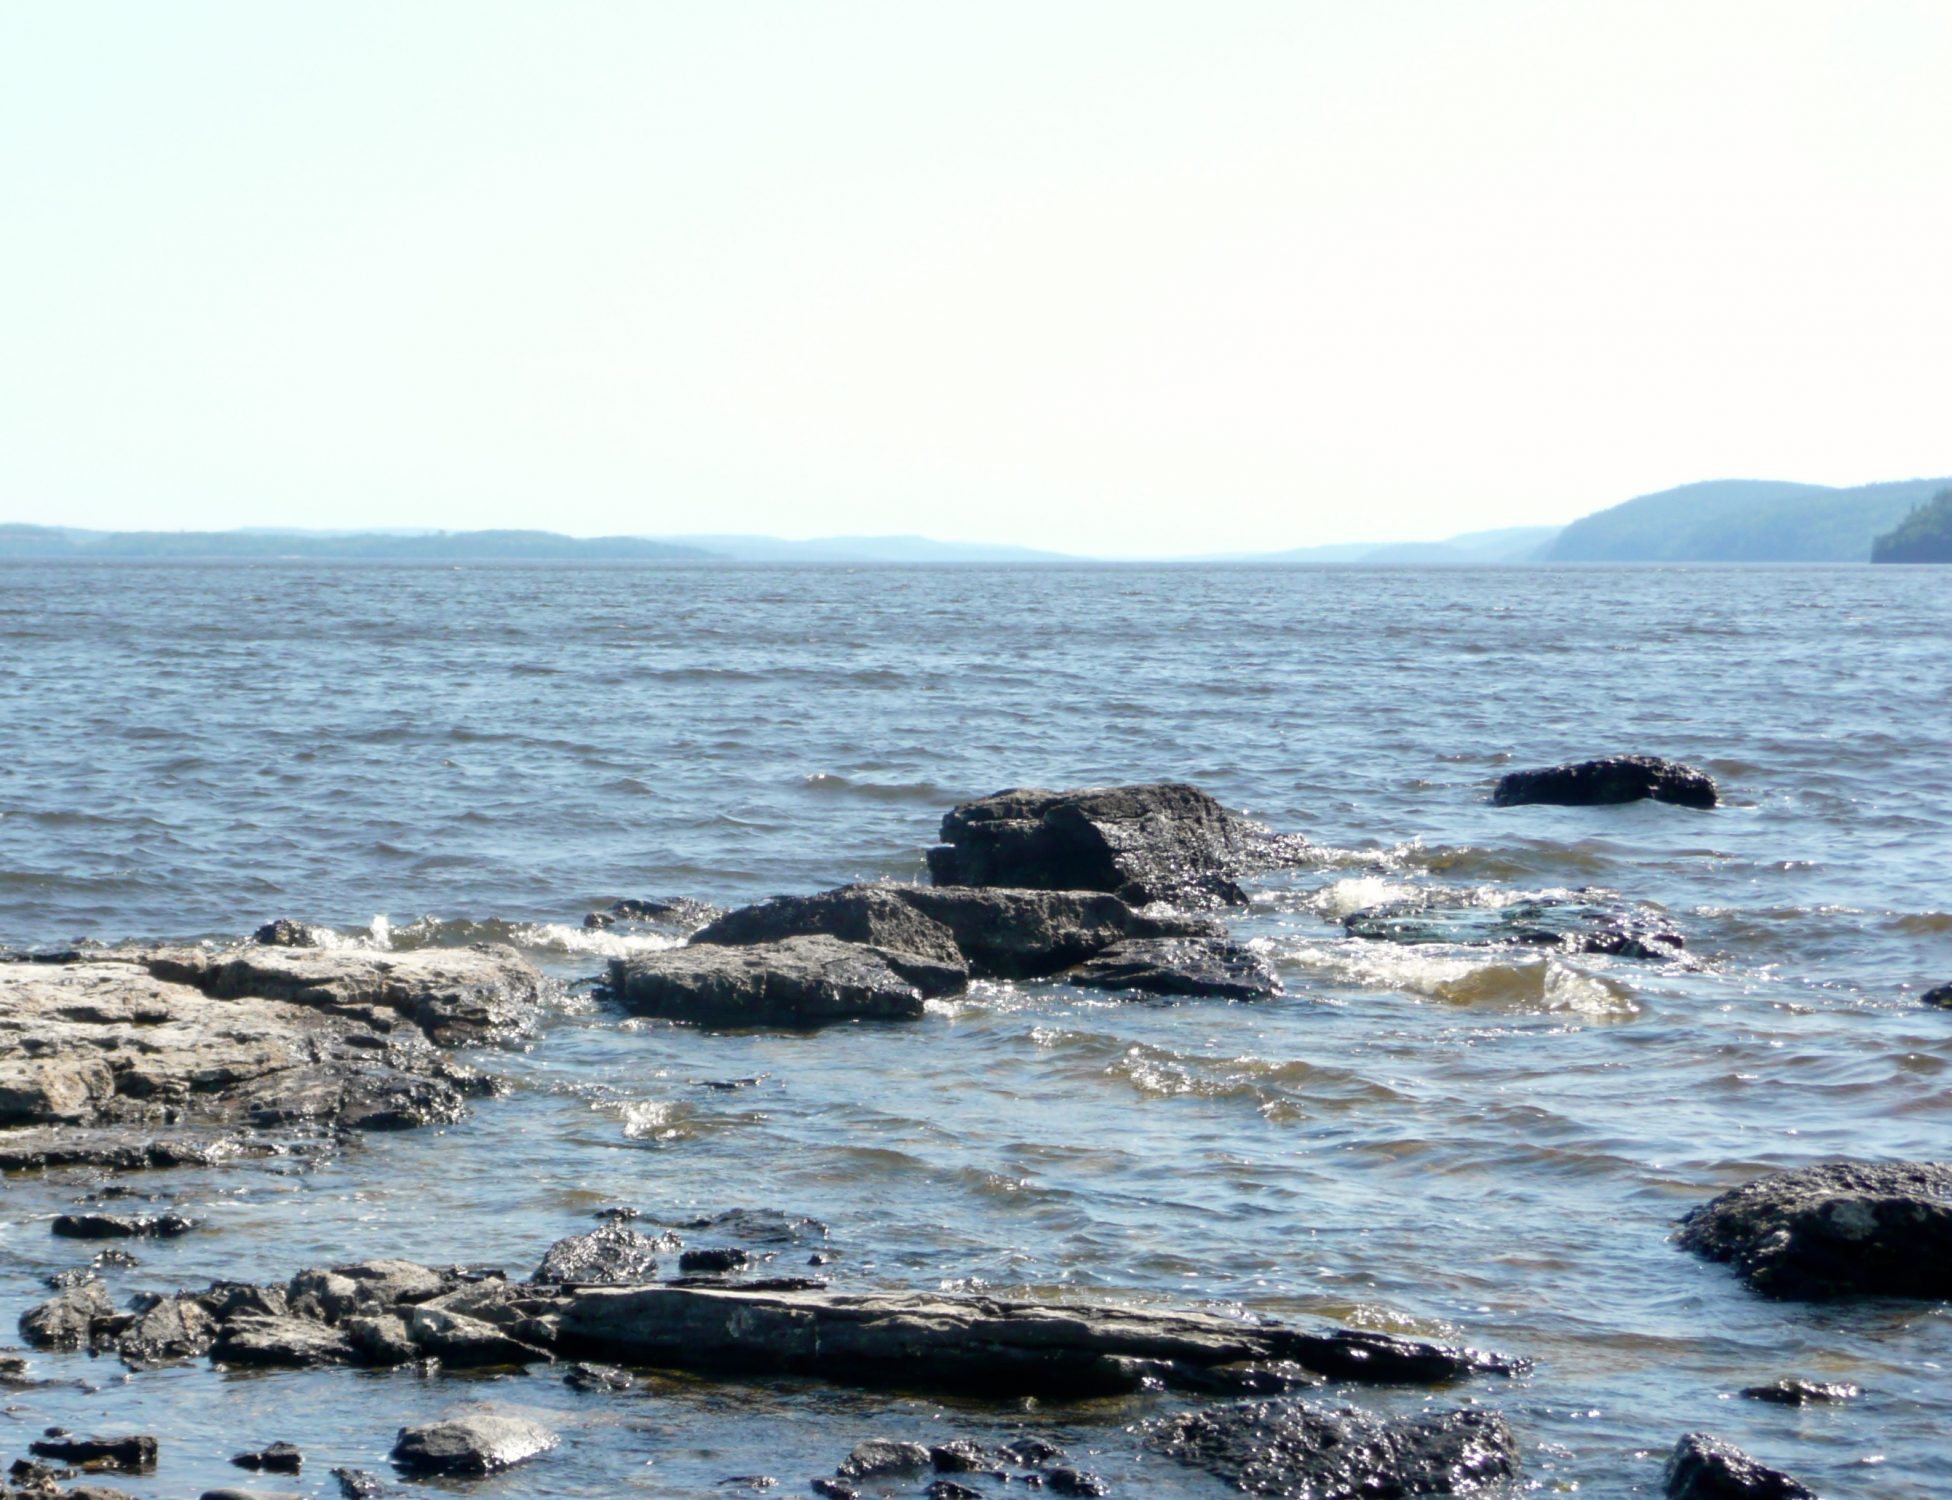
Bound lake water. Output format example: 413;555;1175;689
1;561;1948;1497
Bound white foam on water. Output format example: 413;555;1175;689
1309;876;1421;918
511;921;682;960
1284;940;1639;1020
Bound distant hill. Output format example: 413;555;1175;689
1544;477;1952;562
0;525;715;562
1237;524;1561;564
1872;489;1952;562
680;534;1072;563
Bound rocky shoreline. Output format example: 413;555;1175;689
4;773;1941;1499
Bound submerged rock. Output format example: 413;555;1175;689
1492;755;1718;810
533;1224;665;1286
1662;1433;1815;1500
927;782;1306;907
1740;1377;1862;1405
1922;982;1952;1009
27;1434;158;1472
605;935;932;1025
391;1412;558;1476
584;896;722;931
1676;1160;1952;1298
52;1212;194;1240
1066;936;1280;1000
679;1246;750;1275
1145;1398;1518;1498
553;1282;1519;1395
231;1442;303;1473
837;1440;932;1480
253;919;323;948
1343;889;1685;961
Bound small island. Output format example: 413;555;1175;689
1871;488;1952;562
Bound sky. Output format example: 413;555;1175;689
2;2;1948;557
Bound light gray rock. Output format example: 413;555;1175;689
19;1275;116;1349
553;1283;1519;1395
117;1293;217;1366
391;1412;558;1476
837;1439;932;1479
606;935;929;1025
211;1314;359;1368
407;1304;552;1367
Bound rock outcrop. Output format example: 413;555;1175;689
605;935;933;1026
1662;1433;1815;1500
927;783;1306;907
0;945;546;1169
1144;1398;1519;1498
1492;756;1718;810
1676;1160;1952;1298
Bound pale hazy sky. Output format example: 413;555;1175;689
3;2;1948;556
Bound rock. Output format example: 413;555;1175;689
211;1314;359;1367
1740;1377;1862;1405
1145;1399;1518;1498
928;1483;985;1500
897;886;1219;979
63;1488;141;1500
1922;982;1952;1008
26;1434;157;1471
1066;937;1280;1000
1662;1433;1815;1499
52;1212;194;1239
681;1206;828;1247
200;1490;303;1500
1047;1471;1109;1497
332;1468;384;1498
533;1224;663;1285
19;1277;115;1349
605;935;930;1025
928;782;1307;907
679;1246;749;1275
1000;1438;1065;1466
1492;755;1718;810
565;1361;634;1392
1344;889;1685;961
692;886;969;995
253;919;321;947
1675;1160;1952;1298
0;947;544;1172
203;1281;290;1321
231;1443;303;1473
837;1440;932;1480
553;1282;1518;1395
810;1482;859;1500
343;1312;419;1366
390;1412;558;1476
930;1441;995;1472
406;1304;553;1367
586;897;722;930
117;1293;217;1365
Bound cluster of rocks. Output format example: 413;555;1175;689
600;783;1297;1026
0;942;546;1170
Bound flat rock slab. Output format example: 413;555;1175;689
392;1412;558;1476
1676;1160;1952;1298
927;782;1308;907
1144;1398;1518;1498
0;945;543;1169
1663;1433;1815;1500
1492;755;1718;810
1067;937;1281;1000
606;935;930;1025
554;1283;1519;1395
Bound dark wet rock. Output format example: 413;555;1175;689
1000;1438;1066;1467
930;1441;995;1473
203;1281;290;1322
1067;936;1280;1000
718;1477;778;1491
928;782;1307;907
253;919;322;948
533;1224;663;1286
837;1440;932;1480
693;885;969;992
679;1246;750;1275
585;897;722;931
201;1489;303;1500
117;1293;217;1365
605;935;931;1025
1662;1433;1815;1500
1146;1399;1517;1498
681;1207;827;1246
1344;888;1685;961
19;1278;114;1349
332;1467;384;1498
52;1212;194;1240
0;947;544;1171
26;1434;156;1472
390;1412;558;1476
1492;755;1718;810
595;1204;641;1220
810;1482;859;1500
1675;1160;1952;1298
928;1482;985;1500
553;1283;1518;1395
62;1487;141;1500
565;1361;634;1392
1922;982;1952;1008
897;886;1219;979
211;1314;359;1367
1740;1377;1862;1405
231;1443;303;1474
1047;1470;1109;1497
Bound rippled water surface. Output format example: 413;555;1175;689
2;561;1949;1497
